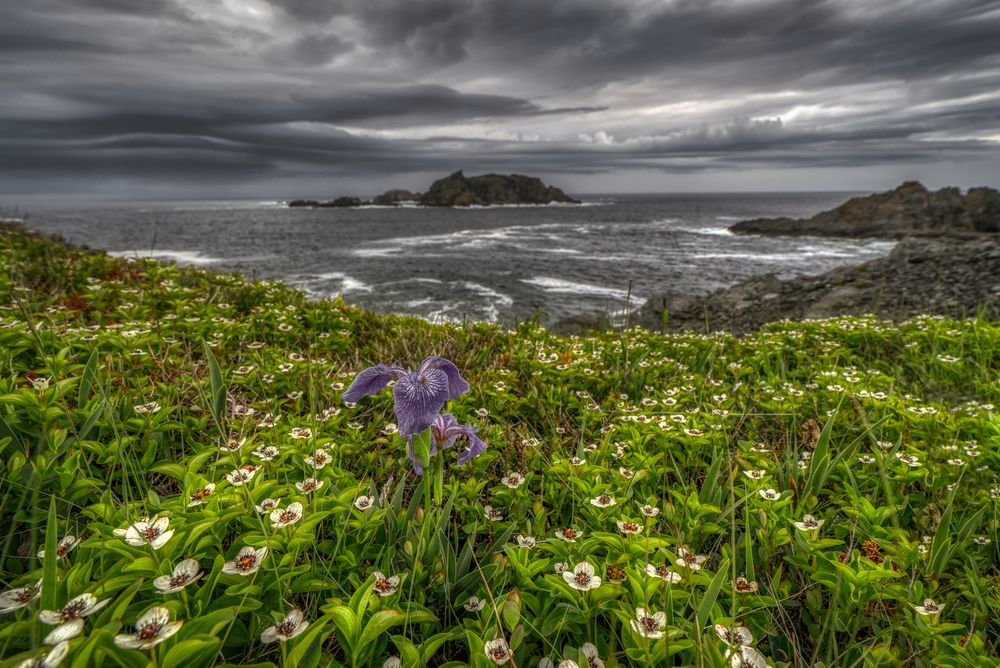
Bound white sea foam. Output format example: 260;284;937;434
292;271;372;294
715;215;742;221
108;249;222;265
676;226;733;236
520;276;643;304
459;281;514;307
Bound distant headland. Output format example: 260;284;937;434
287;171;580;208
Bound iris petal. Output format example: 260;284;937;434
392;369;450;437
343;364;405;403
417;356;470;400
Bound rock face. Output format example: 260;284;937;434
729;181;1000;238
419;171;580;207
372;189;421;206
636;237;1000;334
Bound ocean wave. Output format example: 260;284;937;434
108;249;223;265
520;276;643;303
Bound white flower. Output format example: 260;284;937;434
122;517;174;550
133;401;161;414
295;478;324;493
895;453;921;467
153;559;203;594
382;658;401;668
616;520;643;535
37;535;82;560
223;546;268;576
464;596;486;612
290;427;312;439
219;437;247;453
372;572;400;597
589;494;616;508
354;495;375;511
113;607;182;650
483;505;504;522
15;640;69;668
644;564;682;582
857;455;875;464
500;472;525;489
31;377;50;391
714;624;753;647
640;504;659;517
564;561;601;591
187;483;216;507
581;642;604;668
0;582;41;613
252;445;280;461
675;547;707;571
630;607;666;639
226;466;258;486
557;661;579;668
261;608;309;643
914;598;945;617
555;528;582;542
742;470;766;480
758;489;780;501
254;498;281;514
729;646;770;668
39;593;109;644
793;514;825;533
484;637;511;664
515;534;536;549
734;576;759;593
270;502;304;529
304;448;330;469
553;562;568;574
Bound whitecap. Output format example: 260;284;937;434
520;276;643;304
107;249;222;265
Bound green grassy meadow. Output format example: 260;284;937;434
1;222;998;667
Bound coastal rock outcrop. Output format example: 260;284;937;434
288;197;366;208
635;237;1000;334
729;181;1000;238
419;171;580;206
372;189;421;205
287;172;579;208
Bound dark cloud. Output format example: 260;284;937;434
0;0;998;196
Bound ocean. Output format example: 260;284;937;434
13;193;893;325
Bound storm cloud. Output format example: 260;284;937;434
1;0;998;198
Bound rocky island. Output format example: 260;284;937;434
287;171;579;208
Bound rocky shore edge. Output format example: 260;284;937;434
556;181;1000;335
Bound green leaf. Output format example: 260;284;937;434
501;589;521;629
41;497;58;610
328;606;360;654
78;349;99;406
202;341;226;432
286;614;334;668
696;560;729;629
359;609;436;650
160;636;222;668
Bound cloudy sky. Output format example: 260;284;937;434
2;0;999;198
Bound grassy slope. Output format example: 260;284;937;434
0;222;998;667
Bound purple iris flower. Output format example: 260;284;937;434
342;356;470;438
406;413;489;475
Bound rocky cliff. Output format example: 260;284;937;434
419;171;579;206
729;181;1000;238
